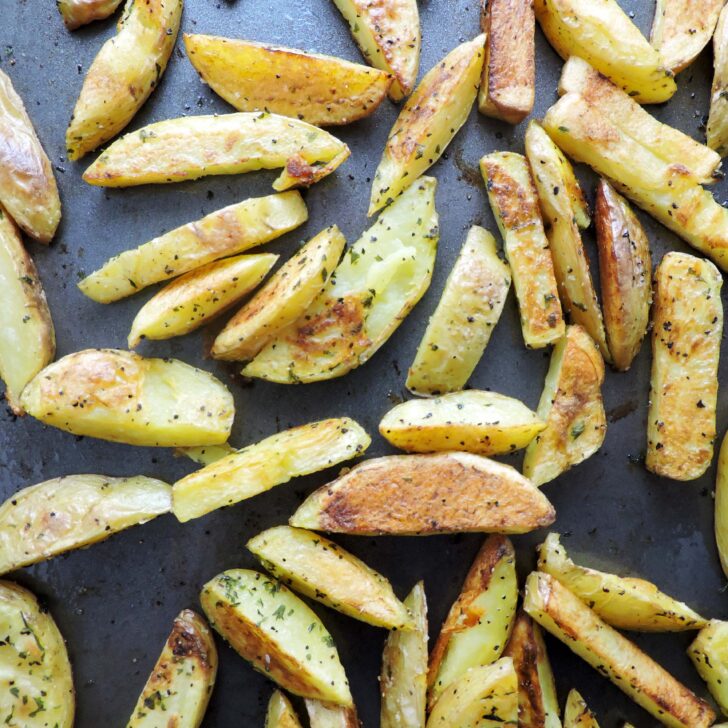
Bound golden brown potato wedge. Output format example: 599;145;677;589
688;620;728;715
57;0;123;29
708;5;728;156
305;700;360;728
646;252;723;480
716;431;728;579
564;689;599;728
266;691;304;728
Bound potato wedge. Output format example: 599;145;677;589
428;536;518;709
381;582;428;728
368;36;484;216
688;620;728;715
0;70;60;242
594;179;651;372
524;572;715;728
523;325;606;487
538;533;706;632
0;581;74;727
185;35;391;126
20;348;234;447
290;452;556;536
0;474;171;575
481;152;565;349
58;0;123;29
243;178;438;383
564;689;598;728
83;113;350;190
0;206;55;413
716;432;728;578
212;226;345;361
267;691;304;728
405;226;511;396
305;700;360;728
176;442;236;466
708;6;728;156
379;390;545;456
646;252;723;480
127;609;217;728
173;418;370;522
478;0;535;124
200;569;352;705
128;253;277;347
331;0;420;100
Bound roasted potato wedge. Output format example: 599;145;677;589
127;609;217;728
185;35;391;126
0;70;60;242
379;390;545;456
594;179;652;372
646;252;723;480
212;226;345;361
708;5;728;156
266;691;304;728
564;689;598;728
83;113;350;190
381;582;428;728
243;178;438;383
368;36;484;216
688;620;728;715
200;569;352;705
428;536;518;709
128;253;277;347
716;431;728;578
173;418;370;522
331;0;420;100
305;700;360;728
523;325;606;487
524;572;715;728
58;0;123;29
0;474;171;575
290;452;556;536
20;348;234;447
405;225;511;396
176;442;236;466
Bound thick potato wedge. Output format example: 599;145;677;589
646;252;723;480
524;572;715;728
594;179;651;372
244;178;438;383
173;418;370;522
0;474;171;575
185;35;391;126
481;152;565;349
368;36;484;216
428;536;518;709
128;253;277;347
708;6;728;156
717;432;728;578
20;348;234;447
379;390;545;456
331;0;420;100
523;325;606;487
266;691;303;728
305;700;360;728
381;582;428;728
79;191;307;303
290;452;556;536
564;689;598;728
127;610;217;728
405;226;511;396
58;0;123;29
212;226;346;361
0;206;55;413
688;620;728;715
83;113;350;190
200;569;352;705
66;0;182;160
538;533;706;631
0;70;60;242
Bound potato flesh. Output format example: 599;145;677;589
708;5;728;157
688;620;728;715
305;700;360;728
406;226;511;395
564;689;599;728
717;433;728;579
266;691;304;728
57;0;123;29
176;442;236;466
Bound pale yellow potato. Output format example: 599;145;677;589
127;610;217;728
331;0;420;100
405;226;511;396
128;253;277;347
523;325;606;487
247;525;411;629
305;700;360;728
369;36;484;216
688;620;728;716
481;152;565;349
538;533;706;632
379;390;544;456
58;0;123;29
185;34;391;125
717;432;728;578
564;689;599;728
266;691;304;728
0;474;171;575
201;569;352;705
244;178;438;383
176;442;236;466
524;572;715;728
173;417;370;522
20;349;234;447
83;113;350;189
212;226;345;361
709;5;728;156
0;70;60;242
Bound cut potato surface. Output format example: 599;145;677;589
708;5;728;156
266;691;303;728
58;0;123;29
176;442;236;466
688;620;728;715
305;699;360;728
564;689;599;728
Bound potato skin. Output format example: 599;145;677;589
708;5;728;157
57;0;123;29
716;432;728;578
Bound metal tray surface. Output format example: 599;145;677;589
1;1;727;725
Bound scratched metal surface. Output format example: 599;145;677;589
0;0;726;725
